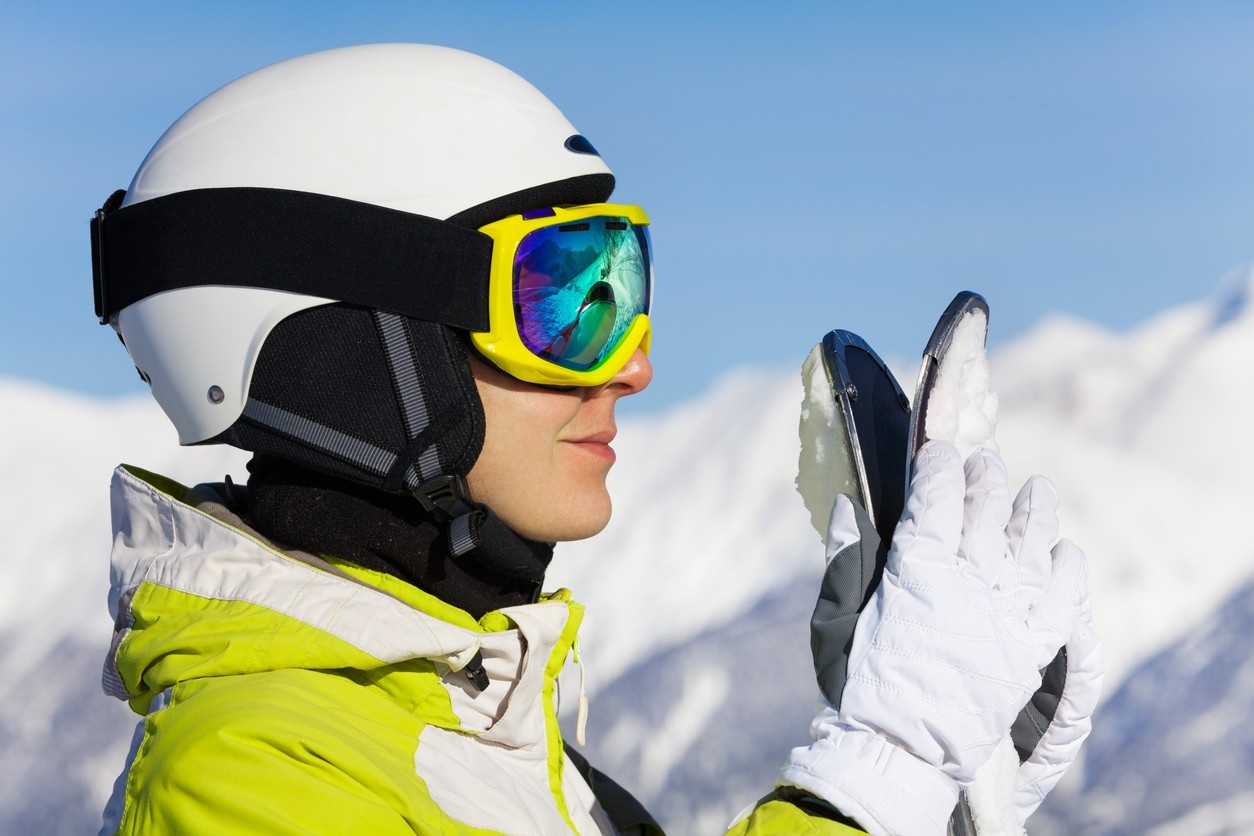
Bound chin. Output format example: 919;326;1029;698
556;517;612;543
517;499;612;543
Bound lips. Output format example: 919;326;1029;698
565;428;617;463
572;428;616;445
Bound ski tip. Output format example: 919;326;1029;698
922;291;989;361
819;330;908;408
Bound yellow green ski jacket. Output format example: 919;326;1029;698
99;465;863;835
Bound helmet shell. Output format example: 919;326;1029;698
115;43;612;444
124;43;607;217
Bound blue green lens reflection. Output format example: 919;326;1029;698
513;218;650;371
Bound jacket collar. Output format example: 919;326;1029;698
107;464;582;746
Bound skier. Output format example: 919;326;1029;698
90;44;1098;835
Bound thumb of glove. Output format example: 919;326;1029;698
811;494;885;709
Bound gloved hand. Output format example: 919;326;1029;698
965;474;1103;833
1006;525;1102;825
779;441;1094;836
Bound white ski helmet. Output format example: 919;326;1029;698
91;43;616;504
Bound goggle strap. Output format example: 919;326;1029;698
92;187;493;330
444;172;614;230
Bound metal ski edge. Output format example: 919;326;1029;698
921;291;989;363
818;329;910;531
819;330;876;524
907;291;990;471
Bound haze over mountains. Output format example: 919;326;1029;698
2;271;1251;834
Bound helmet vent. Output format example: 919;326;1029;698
564;135;601;156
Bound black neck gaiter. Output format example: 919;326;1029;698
240;455;553;619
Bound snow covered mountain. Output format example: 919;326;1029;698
2;270;1252;834
1047;577;1254;835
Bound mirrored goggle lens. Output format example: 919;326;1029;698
513;218;651;371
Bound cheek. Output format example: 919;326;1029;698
493;461;612;542
468;388;614;542
472;414;551;502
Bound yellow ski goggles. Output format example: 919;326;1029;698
470;203;652;387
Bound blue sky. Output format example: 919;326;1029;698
3;2;1253;412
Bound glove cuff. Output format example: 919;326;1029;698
779;723;959;836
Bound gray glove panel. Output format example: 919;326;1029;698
810;496;884;710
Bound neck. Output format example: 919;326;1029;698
239;455;552;619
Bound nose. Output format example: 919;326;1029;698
609;348;653;396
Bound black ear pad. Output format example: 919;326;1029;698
213;303;485;493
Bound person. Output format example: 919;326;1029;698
90;44;1099;835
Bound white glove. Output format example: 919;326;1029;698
1009;532;1102;824
780;441;1091;836
965;473;1102;832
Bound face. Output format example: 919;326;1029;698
466;349;653;542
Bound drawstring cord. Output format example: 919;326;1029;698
573;635;589;747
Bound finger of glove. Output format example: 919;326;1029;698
891;440;966;573
1054;568;1103;724
1021;622;1103;761
1005;475;1061;610
1059;614;1103;724
1027;538;1088;671
957;448;1013;588
1015;613;1104;823
824;494;864;563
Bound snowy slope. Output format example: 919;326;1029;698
1;270;1252;834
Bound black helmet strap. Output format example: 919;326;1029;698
91;186;493;328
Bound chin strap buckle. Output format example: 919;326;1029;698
415;473;483;558
413;473;470;516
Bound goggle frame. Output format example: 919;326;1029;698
470;203;653;387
